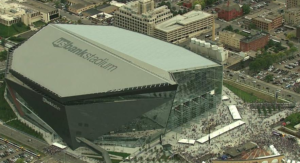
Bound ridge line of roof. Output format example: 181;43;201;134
51;24;176;85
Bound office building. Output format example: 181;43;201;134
219;30;244;51
6;24;222;149
154;9;214;43
0;0;59;26
284;8;300;25
286;0;300;9
251;14;283;32
113;0;173;36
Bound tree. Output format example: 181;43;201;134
224;25;233;31
268;107;272;114
234;29;239;33
0;38;5;46
264;74;273;83
15;159;24;163
77;19;82;24
249;22;256;30
242;4;250;15
286;33;296;40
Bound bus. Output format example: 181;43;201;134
242;30;251;34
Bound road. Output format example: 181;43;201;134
224;70;300;103
0;124;48;151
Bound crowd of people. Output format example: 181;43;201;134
43;145;63;155
158;86;300;163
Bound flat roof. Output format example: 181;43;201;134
155;10;212;32
21;0;57;13
241;34;268;43
220;30;245;39
11;24;218;97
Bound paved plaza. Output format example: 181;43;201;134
125;86;300;163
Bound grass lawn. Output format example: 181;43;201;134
33;21;46;28
224;80;286;103
0;50;7;61
108;151;130;158
6;120;44;140
224;83;263;102
8;37;27;43
0;23;30;38
0;84;17;122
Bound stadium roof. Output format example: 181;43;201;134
11;24;218;97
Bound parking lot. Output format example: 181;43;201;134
251;55;300;91
0;141;37;163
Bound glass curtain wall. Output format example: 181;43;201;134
168;66;223;129
95;90;176;148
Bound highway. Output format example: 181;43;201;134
224;70;300;103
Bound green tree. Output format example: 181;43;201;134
242;4;250;15
15;159;24;163
0;38;5;46
268;107;272;114
249;22;256;30
264;74;273;83
258;107;261;115
77;19;82;24
234;29;239;33
224;25;233;31
286;33;296;40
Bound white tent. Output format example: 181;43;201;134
52;142;67;149
197;120;245;143
228;105;241;120
178;139;195;145
222;95;229;101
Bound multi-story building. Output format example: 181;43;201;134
68;3;95;14
251;14;283;32
21;0;59;23
113;0;173;36
286;0;300;9
240;33;269;52
154;9;214;43
0;0;59;26
5;24;222;149
66;0;104;14
219;30;244;51
284;8;300;25
217;0;243;21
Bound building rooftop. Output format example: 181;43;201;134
221;30;245;39
82;8;101;16
241;33;268;43
21;0;57;13
253;17;273;23
155;10;212;32
99;5;119;13
219;0;241;11
69;3;87;10
265;13;281;20
11;24;218;97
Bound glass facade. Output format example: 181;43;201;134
67;91;176;148
168;66;223;129
5;65;223;149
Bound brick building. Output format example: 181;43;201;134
240;33;269;52
217;0;243;21
251;13;283;32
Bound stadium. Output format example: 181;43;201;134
5;24;223;149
